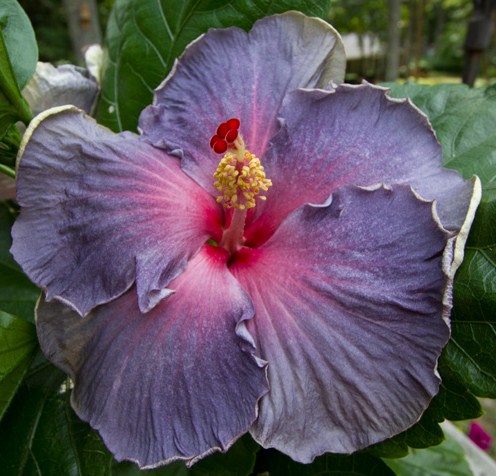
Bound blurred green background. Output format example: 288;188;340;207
18;0;496;86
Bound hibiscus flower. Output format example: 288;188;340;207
11;11;480;469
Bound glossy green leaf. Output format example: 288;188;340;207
383;431;474;476
95;0;331;132
0;355;113;476
0;0;38;89
0;29;23;139
0;1;35;139
0;310;37;420
265;450;395;476
385;83;496;180
0;262;39;322
386;82;496;400
0;123;20;168
444;197;496;398
430;363;482;422
0;356;65;474
0;204;40;322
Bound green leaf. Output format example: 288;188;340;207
0;262;39;322
95;0;331;132
265;450;395;476
189;434;259;476
386;82;496;400
0;0;38;89
444;197;496;398
0;355;114;476
0;356;65;474
0;123;20;168
385;83;496;181
430;361;482;421
112;434;259;476
0;310;37;420
0;204;40;322
383;430;474;476
0;1;35;139
113;461;188;476
0;31;23;139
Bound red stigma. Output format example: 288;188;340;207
210;118;241;154
210;135;227;154
216;122;230;139
225;129;238;143
226;118;240;130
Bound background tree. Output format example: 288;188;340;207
385;0;402;80
62;0;101;63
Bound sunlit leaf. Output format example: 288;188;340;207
383;430;474;476
0;29;23;139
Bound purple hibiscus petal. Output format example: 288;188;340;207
11;106;223;316
138;11;345;194
37;245;268;468
245;83;479;247
231;185;452;462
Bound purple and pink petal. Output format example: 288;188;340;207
37;246;268;468
12;107;222;316
245;83;477;246
138;11;345;194
232;185;452;461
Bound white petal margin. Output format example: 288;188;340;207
450;175;481;276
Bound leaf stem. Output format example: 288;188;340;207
0;163;15;179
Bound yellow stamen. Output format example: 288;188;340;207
213;150;272;209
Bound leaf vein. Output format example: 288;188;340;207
132;4;167;68
451;338;496;384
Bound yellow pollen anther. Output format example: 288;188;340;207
213;150;272;209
